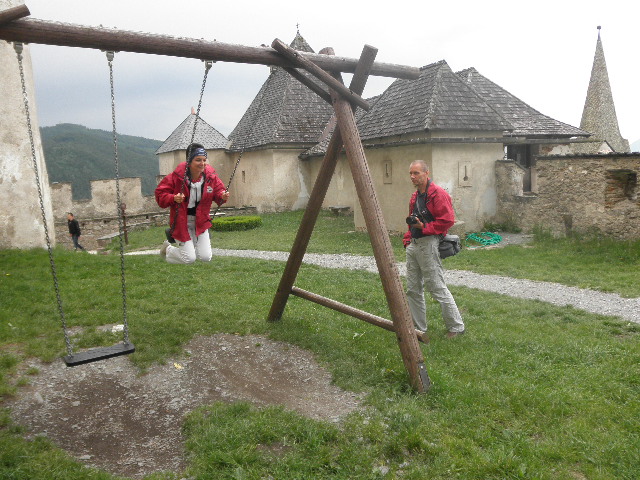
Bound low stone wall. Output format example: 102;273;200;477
54;206;258;251
495;154;640;240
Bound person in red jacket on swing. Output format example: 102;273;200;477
155;143;229;264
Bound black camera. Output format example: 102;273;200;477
406;215;419;225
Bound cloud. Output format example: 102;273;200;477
19;0;640;143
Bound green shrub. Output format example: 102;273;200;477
211;215;262;232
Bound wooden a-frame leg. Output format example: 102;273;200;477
267;45;377;322
329;85;431;393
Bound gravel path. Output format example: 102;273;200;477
131;246;639;324
209;248;638;324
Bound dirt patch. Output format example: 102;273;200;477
4;334;362;478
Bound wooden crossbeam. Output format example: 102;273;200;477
291;286;429;344
0;17;421;80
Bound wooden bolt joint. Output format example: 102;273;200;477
271;38;371;111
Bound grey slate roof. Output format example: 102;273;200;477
227;32;334;151
458;67;590;138
303;95;381;157
156;113;228;154
356;60;512;140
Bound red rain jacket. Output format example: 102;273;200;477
155;162;227;243
402;181;456;247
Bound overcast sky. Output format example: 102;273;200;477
19;0;639;147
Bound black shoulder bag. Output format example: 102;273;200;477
414;190;461;260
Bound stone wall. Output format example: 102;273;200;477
50;177;163;220
53;205;258;252
495;153;640;240
54;211;169;251
50;174;257;251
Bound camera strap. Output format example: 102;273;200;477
413;180;433;223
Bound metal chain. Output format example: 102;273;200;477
169;60;213;236
106;51;130;344
211;70;272;218
14;42;73;356
189;60;213;147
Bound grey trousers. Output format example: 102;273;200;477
405;235;465;333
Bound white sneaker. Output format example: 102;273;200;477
160;240;170;258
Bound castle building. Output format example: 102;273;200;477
157;31;594;233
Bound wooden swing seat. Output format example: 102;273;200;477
63;342;135;367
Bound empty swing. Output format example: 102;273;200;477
14;44;134;366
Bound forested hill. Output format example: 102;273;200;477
40;123;162;200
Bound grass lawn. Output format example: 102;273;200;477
1;210;638;479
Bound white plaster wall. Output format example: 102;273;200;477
352;144;428;233
229;150;274;212
226;148;311;213
347;132;504;234
432;137;503;232
272;149;305;212
305;154;357;212
0;0;54;249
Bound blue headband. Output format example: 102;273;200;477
188;147;207;162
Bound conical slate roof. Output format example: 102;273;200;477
156;113;228;154
227;32;334;151
579;27;629;152
458;67;590;138
356;60;512;140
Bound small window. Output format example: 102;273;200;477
458;161;472;187
605;169;637;208
383;161;392;184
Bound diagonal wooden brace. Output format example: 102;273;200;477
282;66;333;105
0;5;30;27
271;38;371;111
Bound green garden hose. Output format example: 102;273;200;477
465;232;502;247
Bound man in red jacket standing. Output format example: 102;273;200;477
155;143;229;264
402;160;465;338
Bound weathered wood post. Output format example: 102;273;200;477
268;44;376;322
328;82;431;393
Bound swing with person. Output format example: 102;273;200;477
4;4;433;392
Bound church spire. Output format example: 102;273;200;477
579;26;630;152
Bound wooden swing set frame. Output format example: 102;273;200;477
1;4;431;392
